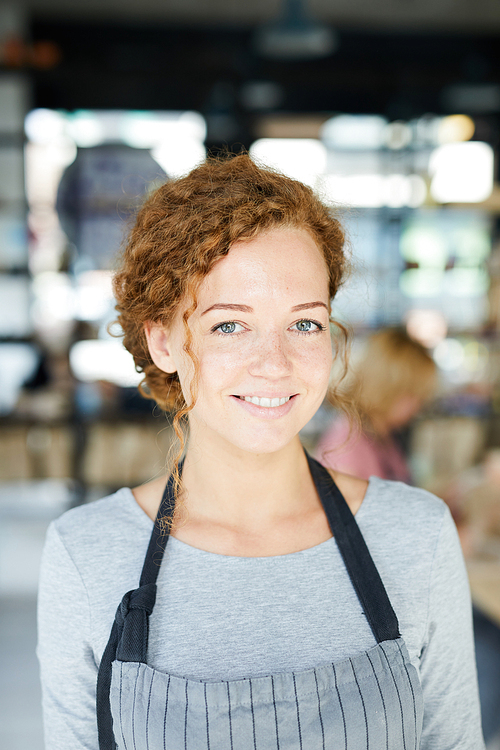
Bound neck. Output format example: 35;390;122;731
179;436;316;531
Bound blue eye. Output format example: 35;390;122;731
296;320;314;332
292;319;325;333
212;321;244;335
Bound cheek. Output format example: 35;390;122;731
389;397;421;425
196;346;245;394
402;397;422;420
201;333;258;368
174;330;244;386
296;339;333;384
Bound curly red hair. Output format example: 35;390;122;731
114;153;347;415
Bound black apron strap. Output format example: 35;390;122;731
139;465;179;586
96;467;179;749
96;585;157;749
306;452;400;642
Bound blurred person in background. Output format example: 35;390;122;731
37;156;483;750
317;328;500;745
315;328;437;483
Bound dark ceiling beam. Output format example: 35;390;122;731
30;20;500;149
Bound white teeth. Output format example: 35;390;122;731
243;396;291;408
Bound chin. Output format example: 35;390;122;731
239;441;292;456
192;401;324;456
239;421;313;455
213;425;297;456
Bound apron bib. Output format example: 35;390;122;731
97;454;423;749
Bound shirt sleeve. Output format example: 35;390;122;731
419;506;485;750
37;522;99;750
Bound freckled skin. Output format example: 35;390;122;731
138;226;368;550
147;226;333;458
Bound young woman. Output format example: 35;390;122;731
315;328;438;483
38;155;484;749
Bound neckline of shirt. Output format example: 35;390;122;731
120;474;383;561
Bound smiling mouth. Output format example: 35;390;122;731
234;395;294;408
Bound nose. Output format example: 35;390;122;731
248;330;292;379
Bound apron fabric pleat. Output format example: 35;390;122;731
109;638;423;750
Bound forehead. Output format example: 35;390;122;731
198;226;329;304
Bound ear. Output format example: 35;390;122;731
144;322;178;374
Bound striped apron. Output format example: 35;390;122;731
97;454;423;749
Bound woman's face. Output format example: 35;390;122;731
385;394;423;430
146;226;333;456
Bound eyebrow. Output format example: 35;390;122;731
291;301;329;313
201;301;329;316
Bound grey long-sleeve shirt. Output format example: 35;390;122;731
37;476;484;749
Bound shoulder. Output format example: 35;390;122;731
357;476;453;566
326;468;449;534
53;488;138;535
43;489;154;620
357;478;456;592
48;488;151;569
40;489;154;664
364;476;448;524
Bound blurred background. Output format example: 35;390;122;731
1;0;500;746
